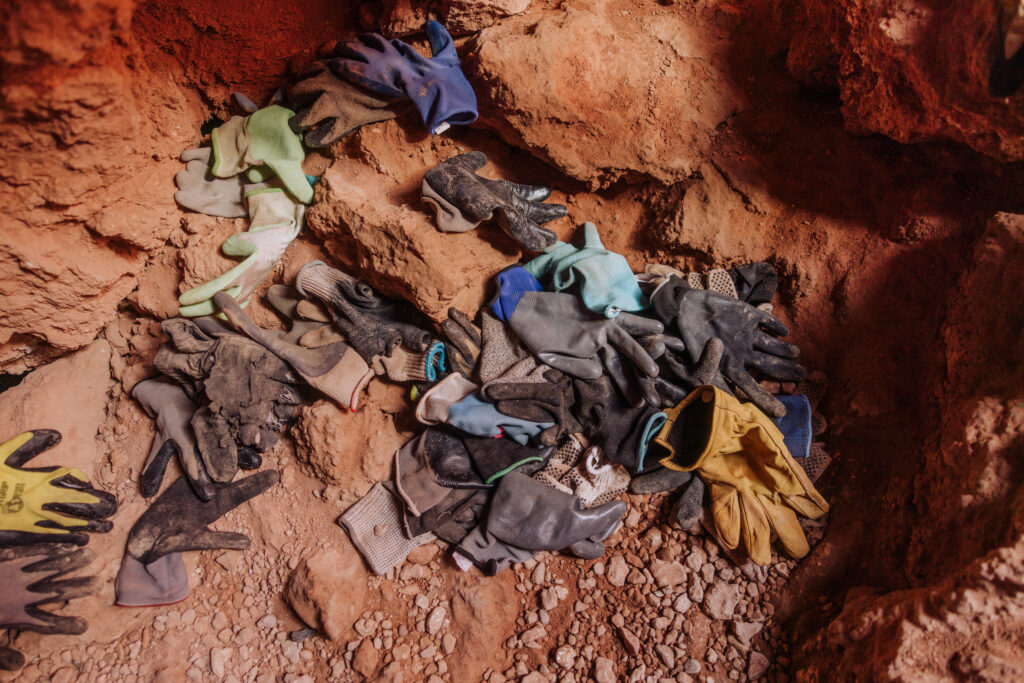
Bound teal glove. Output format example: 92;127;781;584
211;105;313;204
524;222;647;318
178;185;303;317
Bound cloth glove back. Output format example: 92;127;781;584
0;430;116;547
491;266;543;322
415;373;478;425
0;543;97;635
114;552;189;607
174;148;251;218
525;222;647;317
446;394;553;446
772;394;812;460
211;105;313;203
178;185;304;317
329;21;477;134
339;482;435;575
653;385;828;565
421;151;567;251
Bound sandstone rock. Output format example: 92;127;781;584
285;547;370;640
426;605;446;635
651;560;687;588
407;543;440;565
606;555;629;587
703;583;740;620
747;651;769;680
594;657;616;683
554;645;575;669
468;0;740;188
445;0;530;33
353;638;379;678
732;621;763;646
448;573;519;681
618;627;641;656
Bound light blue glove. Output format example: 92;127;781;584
524;222;647;318
446;394;553;447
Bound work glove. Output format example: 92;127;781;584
773;394;813;460
990;0;1024;97
404;487;489;544
463;436;551;484
209;105;312;203
653;385;828;565
553;445;631;509
422;151;567;251
485;471;626;559
0;431;117;547
650;276;805;418
628;466;707;529
658;337;726;394
213;292;374;411
483;368;582;446
728;262;778;307
114;552;189;608
490;266;544;322
339;482;435;575
395;431;464;516
173;148;251;218
295;261;434;364
478;310;549;389
178;184;304;317
574;377;667;473
416;373;479;425
132;377;215;501
500;290;664;381
525;222;647;317
329;20;477;134
287;61;410;148
447;393;554;446
371;342;446;383
454;526;536;576
440;307;482;380
122;471;279;566
0;544;98;670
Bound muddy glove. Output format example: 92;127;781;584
422;151;567;251
628;466;707;529
440;307;482;379
486;471;626;559
174;148;250;218
339;482;435;576
132;377;215;501
463;436;550;484
329;20;476;134
502;290;663;380
651;276;805;418
446;393;554;446
659;336;726;395
214;292;374;411
728;262;778;306
454;526;536;576
0;543;98;669
404;487;488;544
491;266;543;322
484;369;582;446
575;377;667;473
178;185;304;317
296;261;434;363
114;552;189;608
288;61;410;147
653;385;828;565
524;222;646;317
210;105;312;203
0;431;116;547
415;373;478;425
124;471;278;566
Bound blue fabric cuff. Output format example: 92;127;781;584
491;267;544;321
772;394;812;459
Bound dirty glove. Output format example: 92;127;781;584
773;394;813;460
478;310;548;388
651;276;805;418
178;184;304;317
728;262;778;306
486;471;626;559
416;373;478;425
628;467;707;529
454;526;536;576
174;148;250;218
214;292;374;411
210;105;312;203
114;552;189;608
329;20;476;134
483;368;582;446
525;222;646;317
422;151;567;250
296;261;434;363
575;377;667;473
372;342;446;383
440;307;482;379
404;487;489;544
490;266;544;322
339;482;435;575
501;290;663;380
123;471;279;566
659;336;726;393
653;385;828;565
288;61;410;148
447;393;554;446
132;377;215;501
0;431;116;547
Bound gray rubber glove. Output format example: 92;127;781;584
173;148;251;218
506;291;664;380
422;152;567;251
485;471;626;558
454;526;535;576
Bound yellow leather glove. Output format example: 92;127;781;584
653;386;828;565
0;430;117;546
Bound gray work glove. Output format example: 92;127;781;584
485;471;626;559
454;526;536;576
173;148;251;218
422;152;567;251
504;290;664;381
628;466;706;529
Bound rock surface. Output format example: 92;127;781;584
285;547;370;641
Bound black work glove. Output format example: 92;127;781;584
728;262;778;306
574;376;667;474
650;276;805;417
440;308;482;380
483;369;582;446
421;152;567;251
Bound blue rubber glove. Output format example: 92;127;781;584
329;20;477;135
772;394;812;460
491;266;543;322
447;394;553;447
524;222;647;318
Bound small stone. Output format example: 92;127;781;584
392;643;411;661
650;560;687;588
426;606;446;635
520;626;546;644
593;562;605;576
748;652;770;680
618;627;641;656
607;555;629;587
407;544;440;565
210;648;232;678
532;564;546;584
689;582;704;603
554;646;576;669
655;644;675;669
732;621;763;646
415;595;430;610
399;564;430;581
257;615;277;630
353;639;379;677
673;595;692;614
685;547;706;573
374;524;388;536
441;633;456;655
704;584;741;620
683;658;701;674
624;508;642;527
594;656;615;683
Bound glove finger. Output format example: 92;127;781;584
180;148;212;164
447;308;482;346
653;376;687;405
0;646;24;671
494;399;556;424
425;20;457;61
505;181;551;202
0;529;89;546
538;353;603;380
756;309;790;337
738;488;773;566
607;325;659;377
1;429;61;468
30;575;100;605
753;332;801;359
179;444;216;501
722;361;786;418
493;207;557;251
161;529;251;556
47;477;118;518
485;380;562;404
8;611;88;636
522;200;568;225
209;469;280;521
708;482;741;551
611;312;665;337
750;353;807;383
761;496;811;560
141;438;175;499
568;539;605;559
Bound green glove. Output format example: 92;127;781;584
178;185;304;317
211;105;313;204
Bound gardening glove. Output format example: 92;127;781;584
329;20;477;134
454;526;536;576
339;482;435;575
557;446;630;509
123;471;279;566
372;341;446;383
773;394;813;460
0;431;116;547
491;266;544;322
114;552;189;608
628;467;707;530
132;377;214;501
651;276;805;418
395;431;461;516
463;436;550;484
178;184;304;317
210;105;312;203
0;543;98;669
501;290;664;381
525;222;647;317
574;377;667;473
173;148;250;218
422;151;567;250
213;292;374;411
729;262;778;306
404;487;489;544
483;368;582;446
447;394;554;446
287;61;410;147
652;385;828;565
485;471;626;559
440;307;482;379
990;0;1024;97
415;373;478;425
478;310;549;388
296;261;434;363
